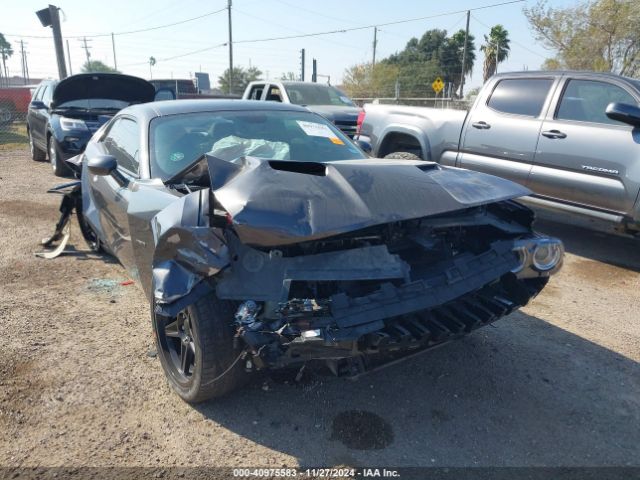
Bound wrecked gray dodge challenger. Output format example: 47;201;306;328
43;100;563;402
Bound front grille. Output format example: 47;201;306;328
334;120;357;138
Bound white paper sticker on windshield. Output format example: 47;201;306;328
296;120;336;138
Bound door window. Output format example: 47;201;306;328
41;85;52;106
248;84;264;100
32;85;44;101
556;79;637;126
265;85;282;102
487;78;553;117
103;118;140;175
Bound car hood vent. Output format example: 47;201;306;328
268;160;327;176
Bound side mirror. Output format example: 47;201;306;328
355;138;372;153
30;100;46;110
605;102;640;127
154;88;176;101
88;155;117;176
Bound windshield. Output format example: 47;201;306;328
56;99;130;110
149;109;366;180
284;84;355;107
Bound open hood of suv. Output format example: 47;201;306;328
51;73;155;109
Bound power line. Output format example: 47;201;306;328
233;7;360;51
121;43;227;67
2;6;227;39
233;0;525;44
118;0;525;71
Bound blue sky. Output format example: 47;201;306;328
2;0;577;92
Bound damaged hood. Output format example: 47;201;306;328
52;73;155;109
208;155;531;247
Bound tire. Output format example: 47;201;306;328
48;136;72;177
28;128;46;161
76;206;104;253
152;293;249;403
384;151;422;160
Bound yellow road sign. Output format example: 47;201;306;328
432;77;444;94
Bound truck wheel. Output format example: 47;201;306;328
384;151;422;160
28;129;46;161
152;293;250;403
48;136;72;177
0;102;14;125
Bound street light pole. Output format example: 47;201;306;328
36;4;67;79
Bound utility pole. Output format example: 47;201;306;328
312;58;317;83
300;48;305;81
459;9;470;99
227;0;233;94
372;27;377;66
20;40;26;81
80;37;92;68
111;33;117;71
65;39;72;75
24;44;29;82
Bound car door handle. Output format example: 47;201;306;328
541;129;567;139
472;121;491;129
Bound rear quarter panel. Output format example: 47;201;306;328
360;104;467;162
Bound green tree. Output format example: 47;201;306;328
81;60;119;73
0;33;14;83
218;66;263;94
524;0;640;76
280;72;297;81
480;25;511;82
382;28;475;96
342;62;399;98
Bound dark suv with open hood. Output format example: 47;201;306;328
26;73;155;176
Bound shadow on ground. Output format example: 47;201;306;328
195;311;640;467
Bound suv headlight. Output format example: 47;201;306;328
532;239;563;271
60;117;88;131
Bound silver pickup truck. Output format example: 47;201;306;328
357;71;640;235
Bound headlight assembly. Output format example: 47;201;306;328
532;240;564;271
512;237;564;278
60;117;88;131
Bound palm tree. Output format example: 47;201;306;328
481;25;510;82
0;33;14;86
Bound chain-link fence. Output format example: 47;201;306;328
346;80;472;110
0;85;31;150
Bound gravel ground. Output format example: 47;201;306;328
1;147;639;468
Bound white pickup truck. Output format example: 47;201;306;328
357;71;640;235
243;80;361;137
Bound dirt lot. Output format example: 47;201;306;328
1;146;639;468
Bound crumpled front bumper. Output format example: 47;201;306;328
230;235;561;370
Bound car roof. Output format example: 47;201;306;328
493;70;640;84
122;99;311;121
248;80;334;87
